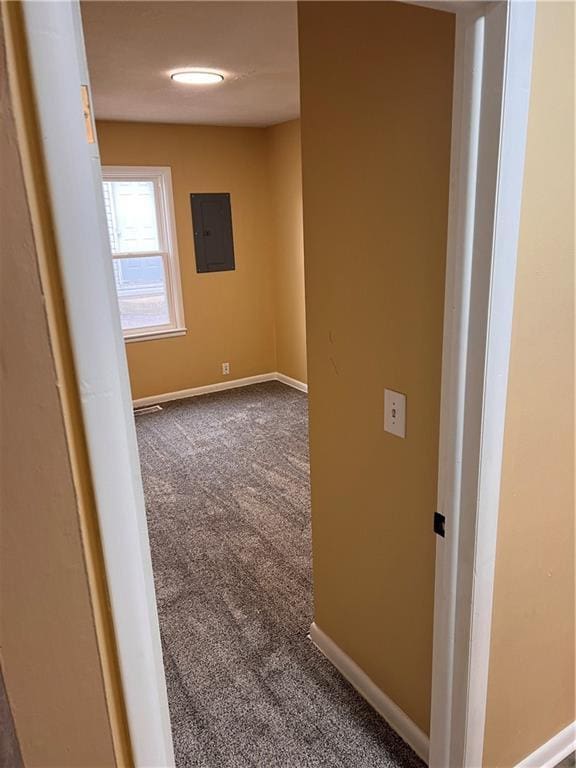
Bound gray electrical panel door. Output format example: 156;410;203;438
191;193;235;273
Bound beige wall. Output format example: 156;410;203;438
97;121;278;400
267;119;307;383
97;119;307;399
483;3;575;766
298;2;454;733
1;6;125;765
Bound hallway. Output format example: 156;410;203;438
135;382;424;768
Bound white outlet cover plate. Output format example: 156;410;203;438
384;389;406;438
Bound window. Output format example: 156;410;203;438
101;166;185;340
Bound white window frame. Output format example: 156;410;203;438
101;165;186;342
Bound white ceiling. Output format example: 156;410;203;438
81;1;300;127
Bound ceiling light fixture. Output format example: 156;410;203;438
171;70;224;85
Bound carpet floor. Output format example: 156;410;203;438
135;381;425;768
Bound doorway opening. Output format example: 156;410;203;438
80;1;445;765
16;1;536;766
78;1;453;765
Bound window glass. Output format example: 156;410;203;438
113;255;170;330
101;167;183;339
103;180;160;254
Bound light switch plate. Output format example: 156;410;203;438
384;389;406;438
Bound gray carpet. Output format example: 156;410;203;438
0;669;23;768
135;382;425;768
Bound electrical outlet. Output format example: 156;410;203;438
384;389;406;438
222;362;230;376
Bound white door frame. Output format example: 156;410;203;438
18;3;175;766
428;2;535;766
18;1;535;766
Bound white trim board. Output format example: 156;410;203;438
428;3;536;767
19;3;175;765
309;623;429;764
275;372;308;393
132;372;307;408
514;722;576;768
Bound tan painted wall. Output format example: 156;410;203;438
1;6;124;765
483;4;575;766
96;121;277;401
298;2;454;733
97;119;308;398
267;120;307;383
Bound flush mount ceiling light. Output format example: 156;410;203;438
170;70;224;85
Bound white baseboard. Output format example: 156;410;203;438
514;722;575;768
132;372;307;408
275;372;308;393
308;622;430;764
132;373;277;407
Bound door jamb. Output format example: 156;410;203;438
18;2;175;766
17;1;535;766
428;2;535;766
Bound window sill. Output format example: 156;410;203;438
124;328;187;344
